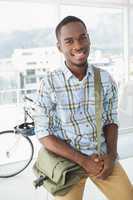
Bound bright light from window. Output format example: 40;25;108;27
61;6;122;30
0;2;57;33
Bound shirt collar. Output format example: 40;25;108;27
61;61;94;81
61;62;73;80
86;64;94;78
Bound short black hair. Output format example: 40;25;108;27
55;16;87;40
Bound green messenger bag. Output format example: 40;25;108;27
33;147;86;196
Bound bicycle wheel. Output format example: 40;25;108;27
0;130;34;178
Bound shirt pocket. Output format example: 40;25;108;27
56;93;79;124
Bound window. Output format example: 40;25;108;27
118;7;133;130
0;1;59;129
25;69;36;84
129;8;133;78
0;1;58;105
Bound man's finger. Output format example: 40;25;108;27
96;168;106;179
94;158;99;162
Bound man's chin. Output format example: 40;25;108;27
74;61;88;68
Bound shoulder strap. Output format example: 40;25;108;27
94;67;102;154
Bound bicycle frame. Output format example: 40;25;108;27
14;96;35;136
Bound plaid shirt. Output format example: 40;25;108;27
34;63;118;156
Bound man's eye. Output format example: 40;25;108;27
65;40;73;44
80;36;87;40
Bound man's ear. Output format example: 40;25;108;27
87;33;91;45
57;41;62;52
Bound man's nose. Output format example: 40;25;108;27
73;40;83;51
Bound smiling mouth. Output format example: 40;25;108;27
72;51;87;60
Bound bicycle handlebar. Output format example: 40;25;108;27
24;96;34;102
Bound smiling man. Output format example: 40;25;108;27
56;17;90;80
34;16;133;200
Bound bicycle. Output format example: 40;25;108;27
0;96;35;178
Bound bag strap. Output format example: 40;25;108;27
94;67;102;154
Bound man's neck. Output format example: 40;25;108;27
65;62;88;81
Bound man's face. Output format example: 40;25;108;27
57;21;90;68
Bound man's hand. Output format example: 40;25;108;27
81;154;104;176
96;154;115;180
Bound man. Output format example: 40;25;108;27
34;16;133;199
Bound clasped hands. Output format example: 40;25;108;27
82;153;115;180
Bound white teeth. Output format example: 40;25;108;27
74;52;85;59
75;52;84;54
76;52;83;55
74;51;85;55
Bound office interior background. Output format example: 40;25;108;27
0;0;133;200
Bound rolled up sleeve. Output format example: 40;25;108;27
34;74;57;139
103;75;119;127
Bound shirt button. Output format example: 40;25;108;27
80;112;82;115
76;144;80;149
86;124;89;127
